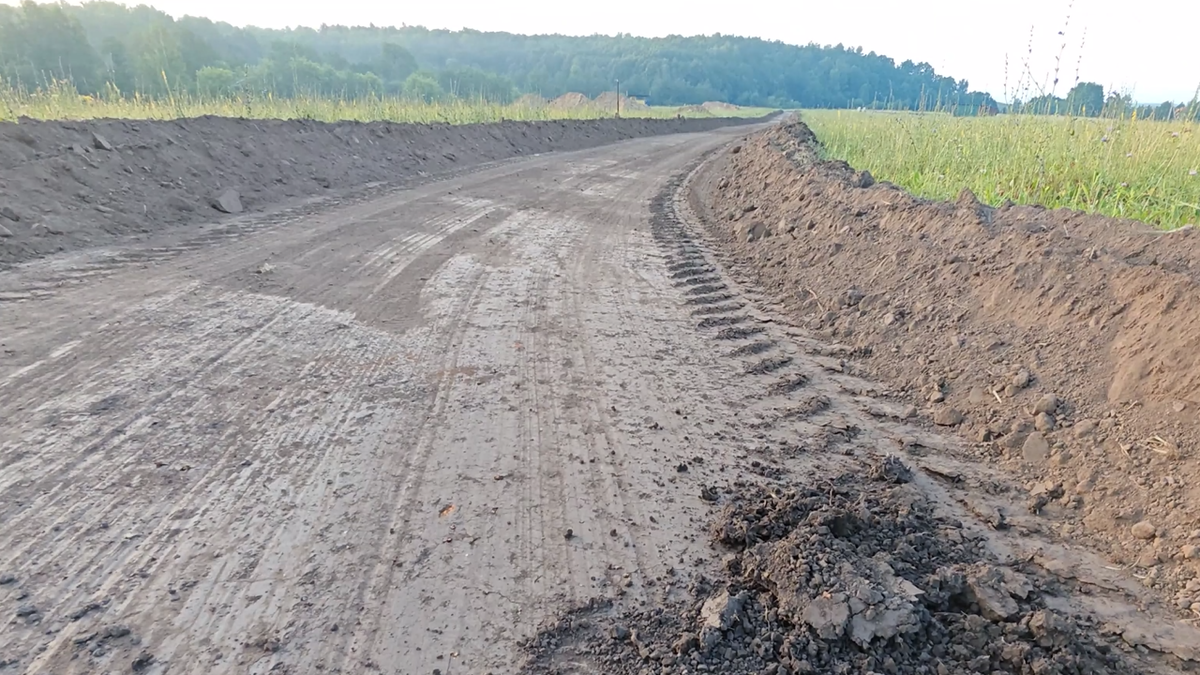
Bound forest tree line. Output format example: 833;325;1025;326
1;0;996;111
1;0;1196;120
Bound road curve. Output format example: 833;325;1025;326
0;125;767;674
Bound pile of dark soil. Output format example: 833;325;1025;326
693;120;1200;604
523;457;1143;674
0;114;768;266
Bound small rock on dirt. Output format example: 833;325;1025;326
1073;419;1098;437
1033;394;1060;414
968;387;987;405
91;132;114;151
933;407;964;426
0;205;19;222
672;632;699;654
1022;432;1050;463
1182;545;1199;560
0;224;11;238
0;573;15;585
1034;412;1056;432
1012;369;1032;389
211;189;243;214
1130;521;1156;540
131;650;155;671
802;593;850;639
699;590;744;630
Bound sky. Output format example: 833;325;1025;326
20;0;1200;103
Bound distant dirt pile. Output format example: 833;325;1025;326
548;92;590;109
694;119;1200;599
592;92;650;113
701;101;742;114
523;459;1144;674
0;114;768;266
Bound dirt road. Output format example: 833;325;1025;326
0;125;768;673
2;122;1196;675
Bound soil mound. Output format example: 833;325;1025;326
702;101;742;114
696;120;1200;599
593;92;649;113
0;114;768;266
548;92;590;109
523;458;1145;674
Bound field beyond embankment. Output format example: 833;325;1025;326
804;110;1200;229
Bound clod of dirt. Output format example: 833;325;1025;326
0;573;15;585
869;455;913;483
91;132;114;151
1022;432;1050;462
523;470;1141;675
15;604;37;618
0;205;19;222
1013;369;1033;389
131;650;155;671
211;189;244;214
1033;394;1061;415
1131;521;1157;540
933;407;964;426
100;624;132;640
564;529;574;540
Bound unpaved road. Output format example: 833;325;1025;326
1;125;773;674
2;122;1196;675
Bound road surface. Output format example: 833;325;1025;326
1;125;780;674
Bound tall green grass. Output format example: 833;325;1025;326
803;109;1200;229
0;79;773;124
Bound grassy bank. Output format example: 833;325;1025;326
803;110;1200;229
0;82;774;124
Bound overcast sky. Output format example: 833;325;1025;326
29;0;1200;103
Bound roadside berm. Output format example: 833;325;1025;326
698;119;1200;602
0;114;767;266
521;119;1200;674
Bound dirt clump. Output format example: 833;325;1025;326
695;119;1200;603
0;114;768;266
523;458;1146;674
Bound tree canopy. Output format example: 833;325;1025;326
1;0;1194;120
0;0;1001;111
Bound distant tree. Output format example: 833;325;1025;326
1065;82;1104;117
0;0;102;91
128;24;187;94
401;71;442;102
375;42;417;85
196;65;236;97
1102;92;1133;118
99;35;135;93
437;66;515;103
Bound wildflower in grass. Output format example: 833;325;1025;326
1190;169;1198;176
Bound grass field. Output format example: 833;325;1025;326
0;82;774;124
803;110;1200;229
